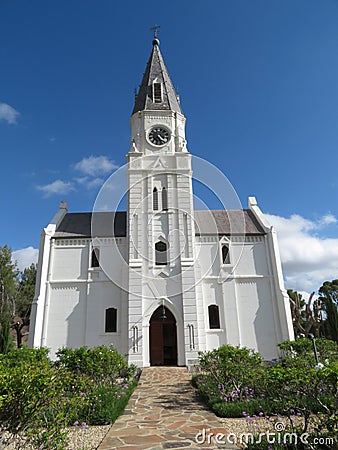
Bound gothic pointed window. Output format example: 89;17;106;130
222;245;230;264
105;307;117;332
91;248;100;268
208;305;220;329
153;187;158;210
153;82;162;103
162;187;168;211
155;241;168;266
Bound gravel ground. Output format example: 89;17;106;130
220;416;284;434
65;425;111;449
1;425;111;450
2;417;305;449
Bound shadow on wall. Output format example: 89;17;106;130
65;285;87;349
253;279;278;360
251;238;281;360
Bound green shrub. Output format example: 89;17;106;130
211;398;280;418
313;362;338;439
0;345;139;448
55;345;128;384
0;346;50;367
195;345;264;408
278;338;338;368
193;342;337;448
263;365;325;419
0;351;69;449
83;380;137;425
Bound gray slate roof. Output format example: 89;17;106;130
132;40;182;115
54;210;265;238
194;210;266;236
54;212;126;238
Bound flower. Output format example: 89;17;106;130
81;422;88;429
73;421;79;426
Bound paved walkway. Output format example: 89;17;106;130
98;367;239;449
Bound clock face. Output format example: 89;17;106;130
148;127;170;146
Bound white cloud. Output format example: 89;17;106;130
36;156;116;197
319;214;337;226
74;156;118;177
0;102;20;124
12;247;39;271
266;213;338;293
75;176;104;190
297;291;318;303
37;179;75;197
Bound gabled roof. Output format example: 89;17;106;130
194;210;266;236
54;212;126;238
132;38;182;115
53;210;265;239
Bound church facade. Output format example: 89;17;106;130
28;38;294;367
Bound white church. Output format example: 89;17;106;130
28;37;294;368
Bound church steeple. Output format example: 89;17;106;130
132;38;182;115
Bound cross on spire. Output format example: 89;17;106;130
150;24;160;38
132;31;182;115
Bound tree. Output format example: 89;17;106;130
319;280;338;343
0;245;17;311
288;289;306;336
0;247;37;350
0;245;18;353
288;289;324;338
11;263;37;347
319;279;338;305
15;263;36;319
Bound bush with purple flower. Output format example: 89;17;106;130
192;341;338;449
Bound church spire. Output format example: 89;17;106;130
132;38;182;115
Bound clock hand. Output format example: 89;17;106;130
158;134;165;142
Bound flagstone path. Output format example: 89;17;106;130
98;367;240;450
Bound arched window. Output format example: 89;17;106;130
91;248;100;268
153;187;158;210
222;245;230;264
162;187;168;211
155;241;168;266
208;304;220;329
105;307;117;332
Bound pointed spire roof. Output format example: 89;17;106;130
132;38;182;115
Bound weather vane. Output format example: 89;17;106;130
150;24;160;38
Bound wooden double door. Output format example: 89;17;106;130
149;306;177;366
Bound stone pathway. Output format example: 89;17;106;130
98;367;240;449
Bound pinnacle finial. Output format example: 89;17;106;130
150;24;160;46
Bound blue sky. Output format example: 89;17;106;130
0;0;337;293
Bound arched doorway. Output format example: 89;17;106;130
149;306;177;366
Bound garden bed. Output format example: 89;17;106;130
192;340;338;449
0;346;138;449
